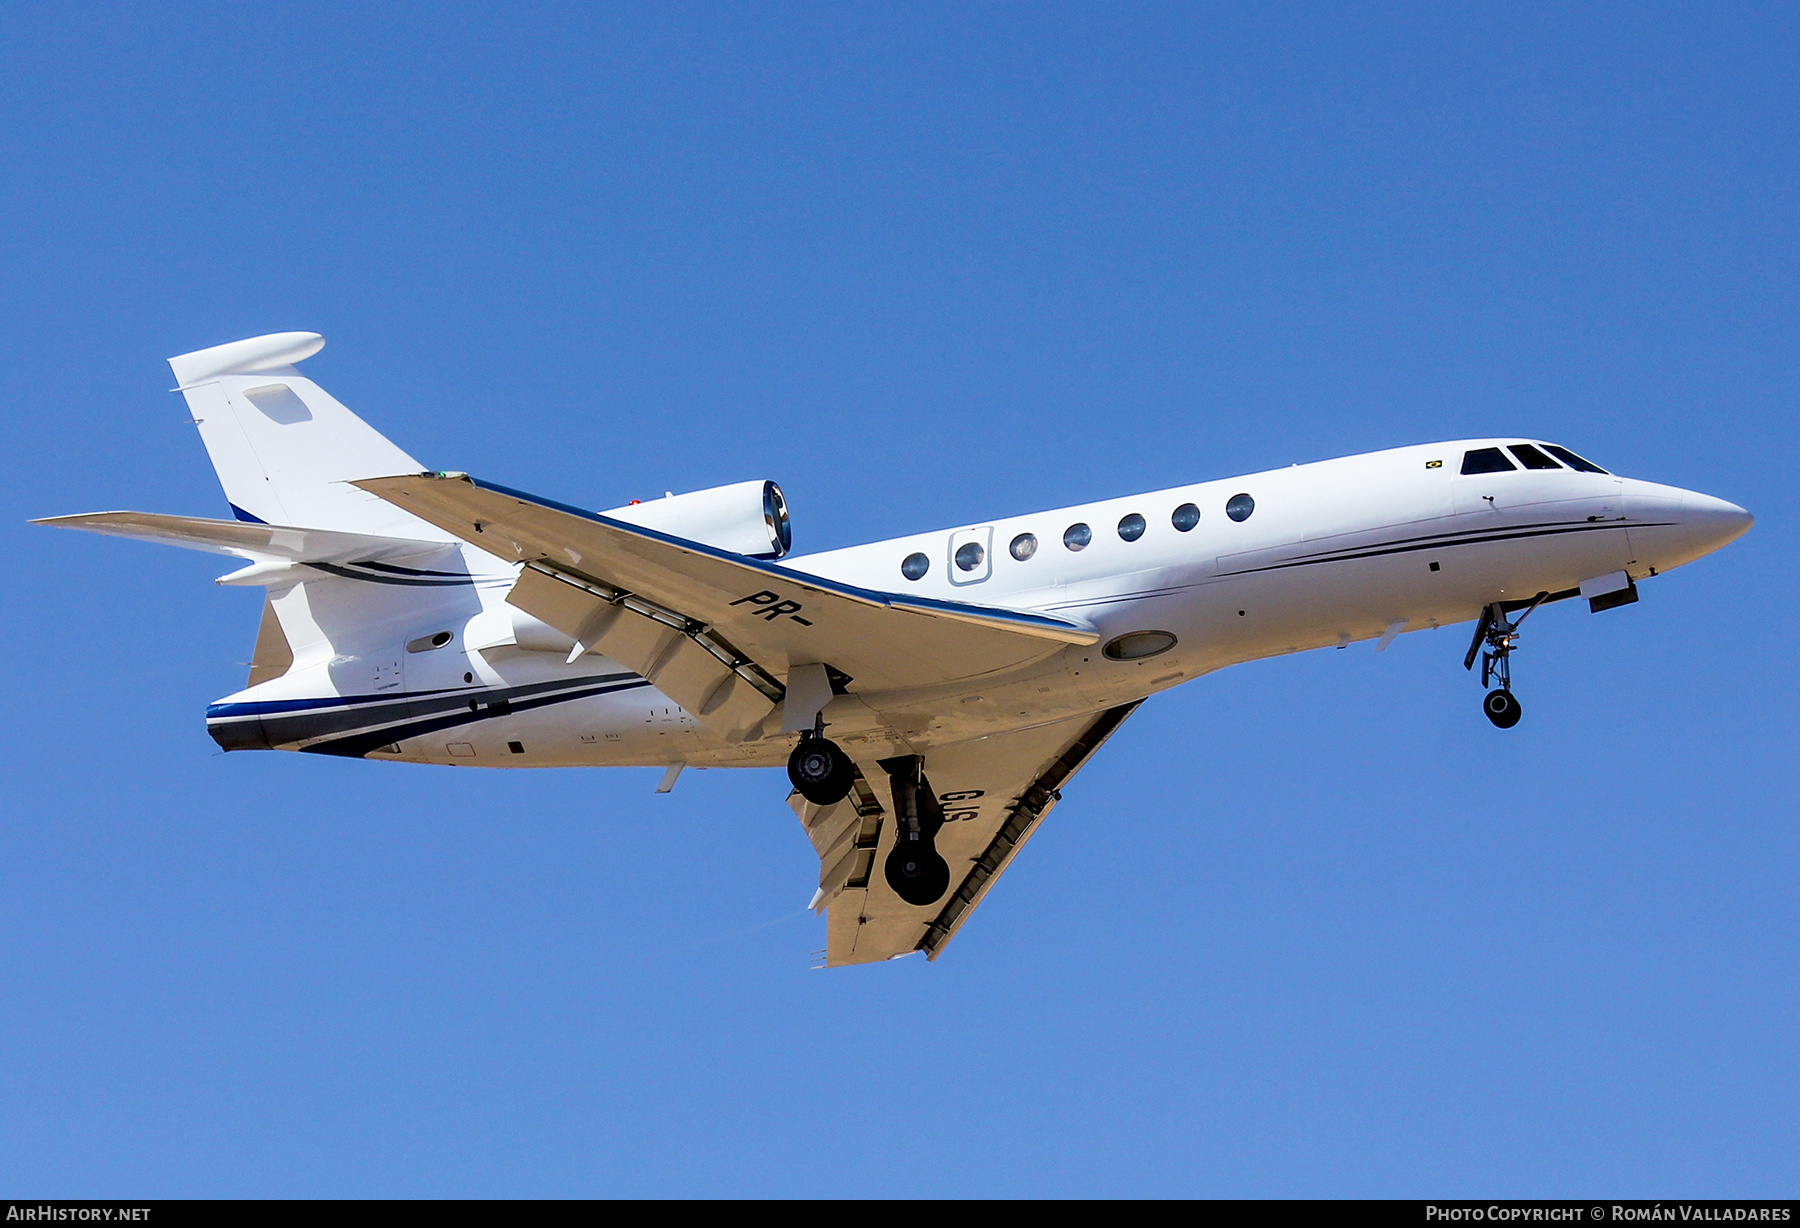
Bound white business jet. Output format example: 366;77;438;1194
37;333;1752;965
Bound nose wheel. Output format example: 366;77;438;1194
1464;593;1547;729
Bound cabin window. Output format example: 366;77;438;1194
901;552;930;581
1460;448;1516;475
1010;532;1038;561
1063;523;1092;552
1544;444;1609;474
1171;503;1200;532
1226;493;1255;522
954;541;986;572
1509;444;1562;470
1117;513;1146;542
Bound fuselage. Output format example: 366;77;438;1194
206;437;1751;767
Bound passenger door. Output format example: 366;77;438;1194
946;526;994;586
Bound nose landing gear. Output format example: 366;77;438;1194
1464;593;1547;729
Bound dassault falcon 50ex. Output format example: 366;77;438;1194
37;332;1753;965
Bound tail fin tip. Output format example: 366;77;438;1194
169;332;325;388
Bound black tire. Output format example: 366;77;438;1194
788;737;854;805
1483;688;1523;729
885;840;951;907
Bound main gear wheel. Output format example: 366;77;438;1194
885;840;951;907
788;736;855;805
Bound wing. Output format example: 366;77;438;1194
355;473;1097;739
793;701;1141;966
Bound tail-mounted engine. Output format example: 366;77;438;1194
606;479;791;559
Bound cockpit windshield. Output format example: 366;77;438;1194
1508;444;1561;470
1460;442;1612;476
1461;447;1516;474
1541;444;1609;474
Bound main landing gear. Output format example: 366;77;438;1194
787;722;855;805
787;737;954;909
880;755;950;908
1464;592;1547;729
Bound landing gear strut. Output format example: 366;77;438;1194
1464;592;1547;729
787;718;854;805
880;755;951;908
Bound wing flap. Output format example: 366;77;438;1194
506;562;778;741
791;779;885;911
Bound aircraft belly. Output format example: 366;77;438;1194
845;647;1115;750
234;664;726;768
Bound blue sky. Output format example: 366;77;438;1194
1;2;1794;1197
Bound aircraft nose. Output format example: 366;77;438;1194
1622;480;1752;572
1682;491;1754;553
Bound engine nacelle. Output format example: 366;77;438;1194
605;479;791;559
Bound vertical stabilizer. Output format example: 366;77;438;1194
170;332;452;539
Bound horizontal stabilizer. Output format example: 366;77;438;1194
33;511;452;565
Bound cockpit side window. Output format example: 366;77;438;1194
1543;444;1609;474
1460;447;1517;475
1508;444;1561;470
